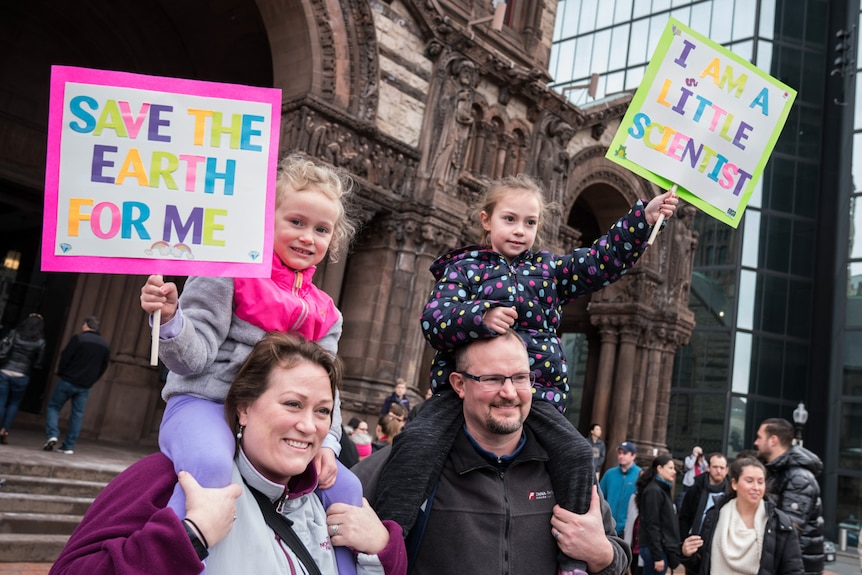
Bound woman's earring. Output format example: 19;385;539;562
237;425;245;441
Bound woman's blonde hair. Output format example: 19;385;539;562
474;174;555;249
276;154;358;262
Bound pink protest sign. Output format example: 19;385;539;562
42;66;281;277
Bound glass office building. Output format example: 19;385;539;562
552;0;860;536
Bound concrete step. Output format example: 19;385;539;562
1;475;106;499
0;533;69;562
0;459;122;484
0;492;93;515
0;512;82;535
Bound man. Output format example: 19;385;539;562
589;423;606;478
599;441;641;538
43;316;111;454
754;417;825;575
677;452;728;567
355;330;630;575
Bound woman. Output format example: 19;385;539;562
636;454;681;575
372;405;405;453
681;457;803;575
50;332;407;575
0;313;45;444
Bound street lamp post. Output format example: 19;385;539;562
792;402;809;446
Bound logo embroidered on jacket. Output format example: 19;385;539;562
529;490;553;501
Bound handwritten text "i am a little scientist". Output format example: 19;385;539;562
626;39;776;197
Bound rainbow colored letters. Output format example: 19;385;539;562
42;66;281;276
607;19;796;228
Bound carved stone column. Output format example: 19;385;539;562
338;212;458;416
607;323;641;458
591;318;619;428
637;341;664;453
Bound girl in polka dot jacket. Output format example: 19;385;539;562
373;174;677;575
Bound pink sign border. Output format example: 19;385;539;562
42;65;280;278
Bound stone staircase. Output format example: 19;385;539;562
0;457;120;562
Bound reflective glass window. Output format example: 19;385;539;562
614;0;634;23
783;341;808;398
778;0;805;43
804;1;827;48
666;391;727;456
709;5;732;44
592;29;612;72
849;262;862;305
774;105;799;155
596;0;614;27
775;45;803;102
574;37;592;78
794;162;819;215
752;335;783;398
609;24;632;69
836;476;862;529
789;219;816;277
690;269;736;327
757;274;788;334
741;210;761;269
633;0;652;19
732;2;757;41
764;157;796;213
560;1;581;39
670;6;691;25
756;40;774;70
758;0;776;40
737;270;757;330
672;329;732;390
787;281;813;338
733;333;753;394
850;199;862;260
579;0;598;35
798;105;823;159
629;19;650;64
761;214;792;273
729;40;753;62
626;65;646;90
844;331;862;395
839;402;862;470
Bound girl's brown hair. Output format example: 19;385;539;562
275;154;357;262
223;332;342;445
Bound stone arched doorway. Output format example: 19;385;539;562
0;0;275;441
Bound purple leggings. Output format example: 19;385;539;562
160;395;360;575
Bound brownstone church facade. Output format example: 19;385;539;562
1;0;695;466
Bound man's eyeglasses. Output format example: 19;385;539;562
459;372;535;391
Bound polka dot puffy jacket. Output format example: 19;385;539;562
421;200;655;412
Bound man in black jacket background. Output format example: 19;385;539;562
677;452;728;575
42;316;110;455
755;418;825;575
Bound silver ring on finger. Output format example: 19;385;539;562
330;524;339;536
553;528;560;539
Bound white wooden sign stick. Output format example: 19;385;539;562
647;183;677;245
150;309;161;366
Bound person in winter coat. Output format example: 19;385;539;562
372;174;678;575
754;418;824;575
636;454;681;575
49;333;407;575
680;456;804;575
0;313;45;443
379;379;410;415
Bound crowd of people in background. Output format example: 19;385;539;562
595;418;823;575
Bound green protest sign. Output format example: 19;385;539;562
607;18;796;228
